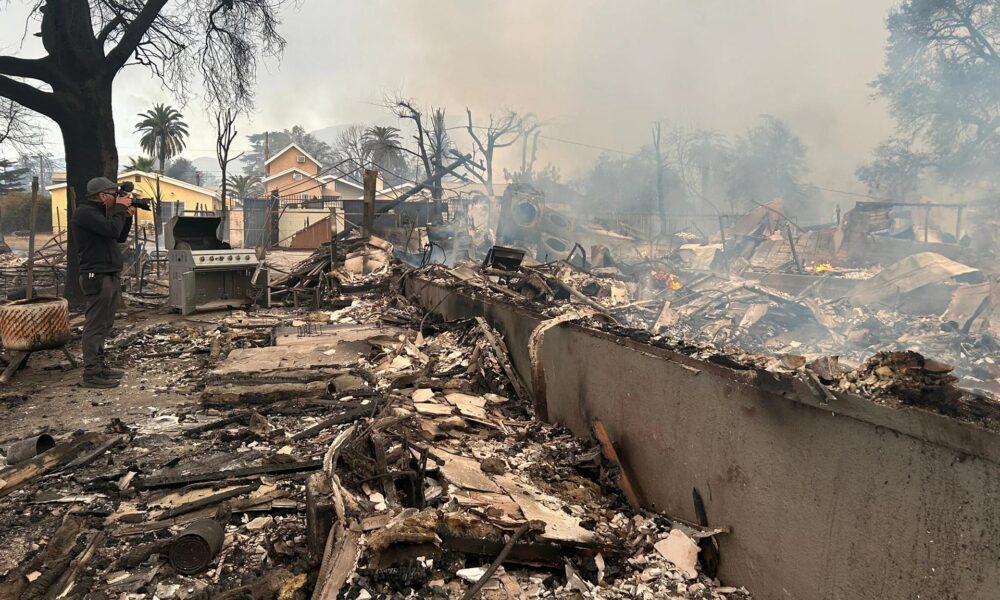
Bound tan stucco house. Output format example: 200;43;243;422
48;170;220;233
262;142;411;202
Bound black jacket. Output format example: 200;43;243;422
71;199;133;274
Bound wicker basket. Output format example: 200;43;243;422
0;297;71;351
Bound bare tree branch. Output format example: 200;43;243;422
463;108;521;195
0;74;61;119
103;0;171;74
216;107;240;196
0;98;43;153
0;56;56;83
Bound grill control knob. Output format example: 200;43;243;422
227;256;233;261
199;256;205;262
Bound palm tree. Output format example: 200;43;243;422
135;104;189;173
362;125;407;184
226;174;262;201
124;156;156;172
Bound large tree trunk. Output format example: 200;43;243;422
61;85;118;306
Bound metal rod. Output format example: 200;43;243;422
459;523;531;600
786;223;803;273
718;214;730;275
924;206;930;243
26;176;38;299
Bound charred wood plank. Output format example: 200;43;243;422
135;460;324;490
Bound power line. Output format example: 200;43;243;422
537;134;639;157
368;159;471;201
268;157;357;196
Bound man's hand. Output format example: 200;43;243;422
127;206;137;216
115;195;132;207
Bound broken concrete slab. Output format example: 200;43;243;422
433;449;502;493
495;475;595;545
654;529;699;580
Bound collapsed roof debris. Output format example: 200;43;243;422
2;186;998;598
0;238;752;599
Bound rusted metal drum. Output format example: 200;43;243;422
5;433;56;464
169;519;225;574
0;297;71;351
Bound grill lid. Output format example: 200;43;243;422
165;216;226;250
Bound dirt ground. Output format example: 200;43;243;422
0;307;206;444
2;233;55;255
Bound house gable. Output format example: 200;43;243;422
265;143;321;178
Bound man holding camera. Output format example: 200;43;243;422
71;177;135;388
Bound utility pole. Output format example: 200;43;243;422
154;175;162;276
363;169;378;236
338;155;471;241
652;122;666;235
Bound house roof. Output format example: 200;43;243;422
319;176;415;194
46;170;218;198
262;167;324;184
264;143;321;169
336;178;365;191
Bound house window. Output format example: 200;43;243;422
296;155;306;163
292;172;303;180
134;175;141;183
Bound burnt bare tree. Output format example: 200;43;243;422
393;99;453;205
666;125;729;214
334;124;372;182
0;0;287;301
0;99;43;153
519;115;541;176
464;108;521;197
215;108;241;239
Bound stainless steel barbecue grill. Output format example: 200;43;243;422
166;216;267;315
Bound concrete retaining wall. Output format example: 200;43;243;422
406;277;1000;600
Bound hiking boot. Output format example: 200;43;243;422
82;374;120;389
101;365;125;379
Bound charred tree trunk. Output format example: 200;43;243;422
59;81;119;305
0;0;166;305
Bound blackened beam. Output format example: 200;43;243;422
135;460;324;490
336;154;472;240
155;484;259;520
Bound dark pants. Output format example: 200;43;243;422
81;273;119;376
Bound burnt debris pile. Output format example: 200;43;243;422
0;240;750;599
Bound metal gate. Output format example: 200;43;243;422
242;197;279;248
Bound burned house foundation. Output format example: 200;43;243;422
406;276;1000;600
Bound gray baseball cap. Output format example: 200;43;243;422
86;176;118;196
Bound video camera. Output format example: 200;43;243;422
117;181;152;211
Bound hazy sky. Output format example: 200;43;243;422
1;0;899;192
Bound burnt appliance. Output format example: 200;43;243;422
166;216;267;315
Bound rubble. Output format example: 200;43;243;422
0;237;752;600
3;186;998;598
416;233;1000;429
